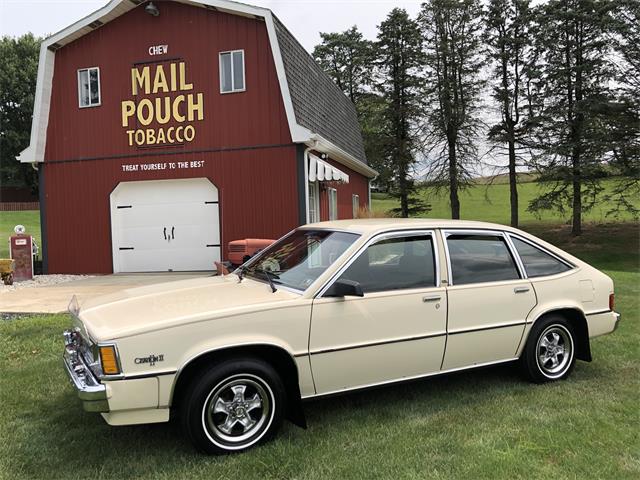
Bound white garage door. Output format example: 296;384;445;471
110;178;220;272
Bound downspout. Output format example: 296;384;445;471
368;173;378;214
302;139;318;224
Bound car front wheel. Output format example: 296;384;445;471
181;358;285;454
521;315;576;383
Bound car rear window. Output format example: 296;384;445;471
446;234;520;285
510;237;572;278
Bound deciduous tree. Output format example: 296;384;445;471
0;34;41;194
312;27;392;191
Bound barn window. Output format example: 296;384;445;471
328;188;338;221
219;50;245;93
77;67;101;108
308;182;320;223
352;194;360;218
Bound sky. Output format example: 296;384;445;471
0;0;426;52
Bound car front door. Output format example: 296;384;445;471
309;231;447;395
441;230;537;370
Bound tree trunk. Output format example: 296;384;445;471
508;139;518;227
448;138;460;219
572;155;582;236
400;177;409;218
571;18;584;236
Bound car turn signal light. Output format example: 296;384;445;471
99;345;120;375
609;293;615;311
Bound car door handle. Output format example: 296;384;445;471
423;295;441;303
514;287;530;294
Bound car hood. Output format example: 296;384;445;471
76;274;300;342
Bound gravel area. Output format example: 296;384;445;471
0;275;95;293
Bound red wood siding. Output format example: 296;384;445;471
318;157;369;221
43;146;299;274
39;3;372;274
45;2;291;162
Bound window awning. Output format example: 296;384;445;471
308;154;349;183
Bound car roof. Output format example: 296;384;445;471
302;218;517;234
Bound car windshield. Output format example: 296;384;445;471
242;229;360;291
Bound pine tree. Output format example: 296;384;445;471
604;0;640;217
526;0;616;235
376;8;429;217
419;0;485;219
484;0;532;227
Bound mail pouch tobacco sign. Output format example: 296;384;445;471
121;61;204;147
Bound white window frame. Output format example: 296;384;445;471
308;181;320;224
317;230;441;297
442;229;525;286
77;66;101;108
328;187;338;221
219;49;246;94
352;194;360;218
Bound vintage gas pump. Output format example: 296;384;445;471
9;225;34;282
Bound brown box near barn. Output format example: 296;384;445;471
17;0;376;274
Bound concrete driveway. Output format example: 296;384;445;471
0;273;211;314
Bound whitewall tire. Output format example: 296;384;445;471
181;358;285;454
521;315;577;383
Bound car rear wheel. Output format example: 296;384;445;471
521;315;576;383
181;358;285;454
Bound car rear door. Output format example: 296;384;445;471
309;230;447;395
441;230;537;370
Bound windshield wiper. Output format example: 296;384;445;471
256;268;277;293
235;265;247;283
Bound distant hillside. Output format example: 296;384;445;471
471;172;538;185
371;177;638;224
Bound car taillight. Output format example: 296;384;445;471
609;293;615;311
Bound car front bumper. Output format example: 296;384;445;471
63;330;109;413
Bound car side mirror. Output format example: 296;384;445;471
324;279;364;298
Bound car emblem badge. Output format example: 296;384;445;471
134;354;165;366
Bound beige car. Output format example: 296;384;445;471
63;219;620;453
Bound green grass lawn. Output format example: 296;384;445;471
0;222;638;479
0;210;40;258
372;178;639;224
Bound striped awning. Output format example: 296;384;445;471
308;154;349;183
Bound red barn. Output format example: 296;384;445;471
18;0;376;274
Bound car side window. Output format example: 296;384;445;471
510;236;572;277
446;234;520;285
338;234;436;293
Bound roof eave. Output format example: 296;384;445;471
308;134;377;179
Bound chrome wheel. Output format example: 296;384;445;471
202;374;274;448
536;324;573;378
